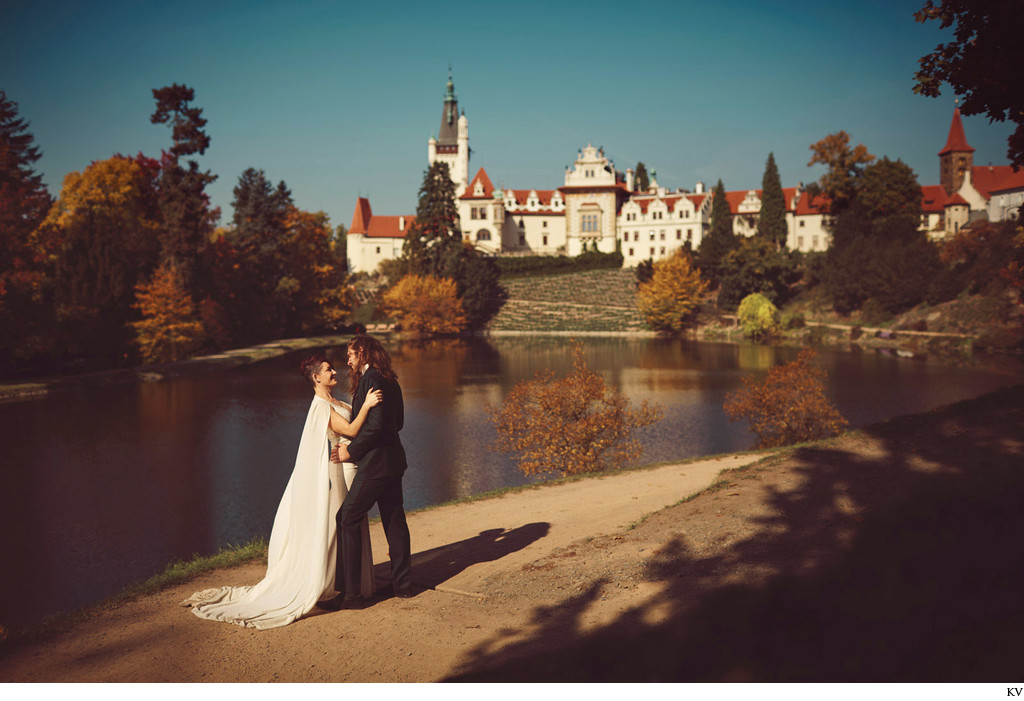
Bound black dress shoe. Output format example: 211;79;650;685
394;589;417;599
316;594;344;611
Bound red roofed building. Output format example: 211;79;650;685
346;197;414;273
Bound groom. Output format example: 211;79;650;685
328;335;414;607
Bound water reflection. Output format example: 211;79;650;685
0;336;1019;630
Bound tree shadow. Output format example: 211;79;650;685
376;522;550;592
446;384;1024;681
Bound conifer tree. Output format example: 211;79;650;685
402;162;505;329
697;179;737;287
756;152;787;249
132;260;204;363
0;90;56;364
634;162;650;192
150;84;217;283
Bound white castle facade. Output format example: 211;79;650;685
346;74;1024;274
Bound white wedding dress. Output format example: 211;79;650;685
183;395;374;629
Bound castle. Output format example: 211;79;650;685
346;72;1024;274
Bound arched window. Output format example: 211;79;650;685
477;229;491;241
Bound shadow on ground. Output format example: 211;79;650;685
447;384;1024;681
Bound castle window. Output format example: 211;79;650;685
676;230;682;240
581;213;599;232
477;229;491;241
628;248;634;256
543;235;548;246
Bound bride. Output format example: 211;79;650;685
182;354;381;629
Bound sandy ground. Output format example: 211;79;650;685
1;382;1023;682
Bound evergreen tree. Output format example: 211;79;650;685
756;152;787;249
0;90;57;366
401;161;505;330
717;238;800;310
150;84;217;283
404;162;460;276
634;162;650;192
335;222;349;274
697;179;737;287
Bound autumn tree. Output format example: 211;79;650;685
489;342;662;477
150;84;218;282
47;154;163;362
131;260;204;363
724;349;848;448
757;152;787;249
635;247;708;332
913;0;1024;168
737;293;780;341
382;274;467;336
806;131;875;217
697;179;737;287
0;90;56;366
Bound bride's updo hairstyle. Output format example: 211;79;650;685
300;353;328;388
347;335;397;396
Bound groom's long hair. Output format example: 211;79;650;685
347;335;398;397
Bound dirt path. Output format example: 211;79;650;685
0;454;761;682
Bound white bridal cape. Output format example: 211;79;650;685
183;395;373;629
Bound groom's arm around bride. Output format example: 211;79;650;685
333;335;414;602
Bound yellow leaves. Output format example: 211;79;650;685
45;155;157;231
737;293;780;341
488;341;662;477
635;248;708;332
381;274;468;336
723;349;848;448
131;261;204;363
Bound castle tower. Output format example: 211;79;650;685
427;67;470;196
939;107;975;196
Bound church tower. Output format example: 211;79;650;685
939;107;975;196
428;68;470;197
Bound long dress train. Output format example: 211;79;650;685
182;396;373;630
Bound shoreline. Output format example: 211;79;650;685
1;382;1022;681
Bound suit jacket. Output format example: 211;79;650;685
346;367;407;478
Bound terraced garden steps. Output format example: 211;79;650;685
489;269;649;333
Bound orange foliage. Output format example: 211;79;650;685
488;342;662;477
635;247;708;332
131;261;204;363
382;274;467;336
281;206;355;331
724;349;848;448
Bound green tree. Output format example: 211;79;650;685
335;222;349;274
403;161;505;329
913;0;1024;168
717;237;800;310
634;161;650;192
757;152;787;249
697;179;738;287
403;161;460;277
823;157;939;314
150;84;218;282
737;292;780;341
0;90;57;367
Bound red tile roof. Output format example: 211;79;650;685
939;108;975;156
971;164;1018;199
461;168;495;199
349;197;415;238
989;167;1024;194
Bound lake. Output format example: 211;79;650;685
0;336;1020;630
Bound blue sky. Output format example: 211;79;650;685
2;0;1016;231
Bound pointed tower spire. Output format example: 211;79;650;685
939;107;975;156
939;106;975;195
438;66;459;147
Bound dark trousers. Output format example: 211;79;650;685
337;470;412;598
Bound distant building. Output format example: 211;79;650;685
344;76;1018;273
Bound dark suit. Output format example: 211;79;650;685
336;367;413;597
